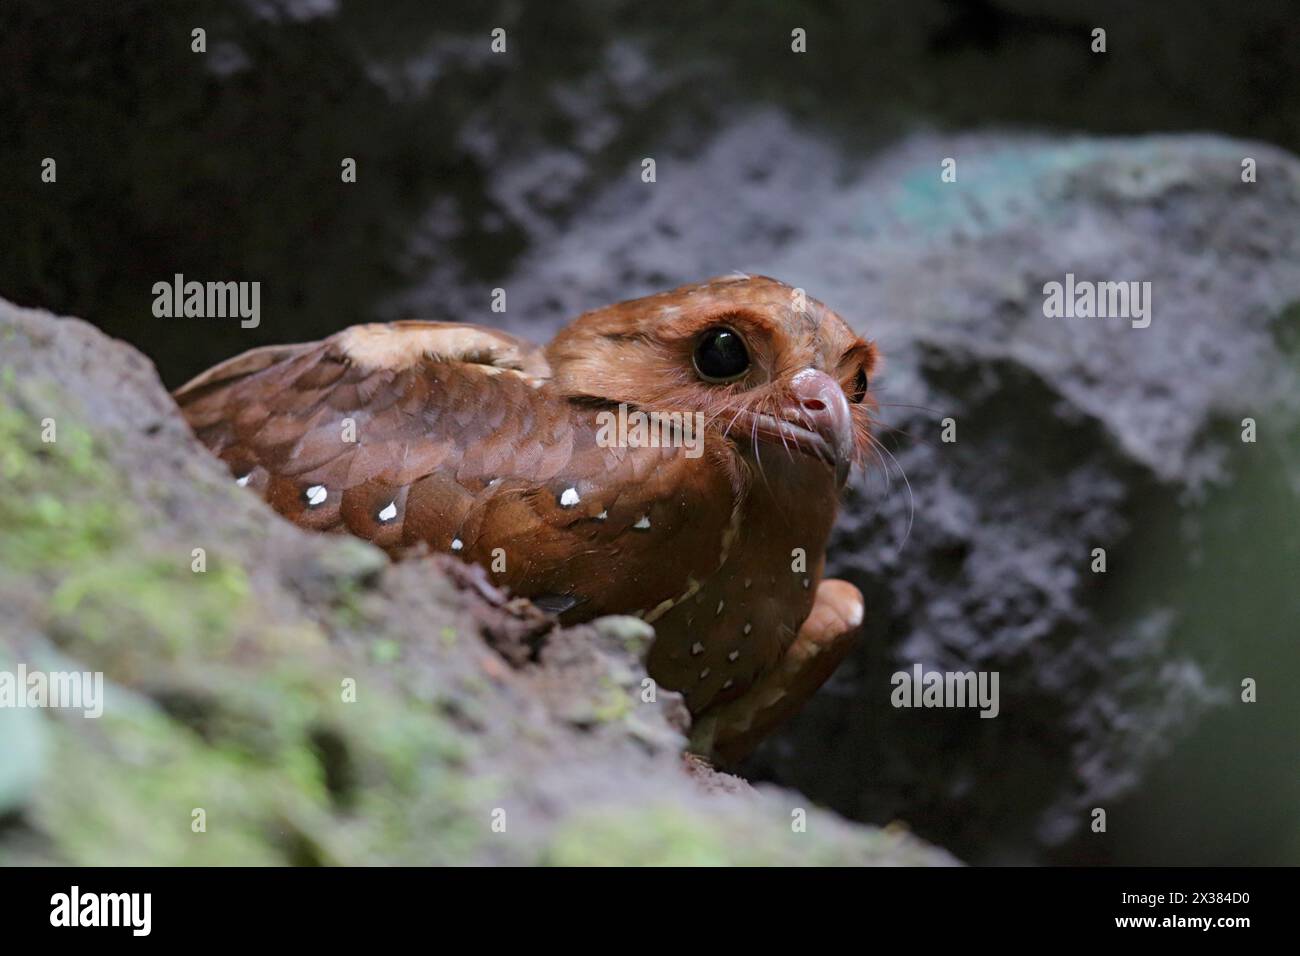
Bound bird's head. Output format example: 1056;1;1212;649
545;274;879;488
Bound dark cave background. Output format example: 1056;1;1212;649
8;0;1300;391
3;0;1298;865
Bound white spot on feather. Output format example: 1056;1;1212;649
377;501;397;523
559;487;580;508
633;514;651;530
305;485;327;506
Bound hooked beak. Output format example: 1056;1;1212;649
730;369;855;487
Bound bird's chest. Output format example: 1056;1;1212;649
644;463;840;714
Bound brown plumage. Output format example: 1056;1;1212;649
175;274;879;763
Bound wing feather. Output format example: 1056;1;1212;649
176;320;739;624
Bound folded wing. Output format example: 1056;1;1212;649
175;321;737;623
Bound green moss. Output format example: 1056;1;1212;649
0;375;504;865
25;658;495;865
591;676;633;723
0;405;123;570
51;557;249;655
541;806;735;866
0;396;250;659
541;803;945;867
314;538;389;628
592;615;655;656
34;704;314;865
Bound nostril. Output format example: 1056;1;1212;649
802;397;826;412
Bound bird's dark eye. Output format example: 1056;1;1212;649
850;368;869;403
693;326;750;382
